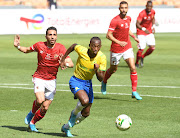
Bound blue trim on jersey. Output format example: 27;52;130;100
69;76;94;103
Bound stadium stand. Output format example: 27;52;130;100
0;0;179;8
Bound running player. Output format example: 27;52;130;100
101;1;142;100
59;37;106;137
13;26;74;132
135;0;156;67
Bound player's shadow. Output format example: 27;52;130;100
1;125;27;132
118;65;129;68
94;96;132;102
1;125;76;137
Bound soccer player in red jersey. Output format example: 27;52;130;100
13;26;74;132
135;0;156;67
101;1;142;100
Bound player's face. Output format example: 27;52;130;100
46;30;57;45
89;40;101;55
119;4;128;16
146;3;153;13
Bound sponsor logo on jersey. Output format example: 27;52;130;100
75;87;80;91
45;53;51;60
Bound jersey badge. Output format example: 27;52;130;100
147;16;151;20
125;23;128;28
54;54;59;59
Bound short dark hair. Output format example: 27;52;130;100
90;37;101;43
147;0;152;5
120;1;128;6
46;26;57;35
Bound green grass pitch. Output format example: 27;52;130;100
0;33;180;138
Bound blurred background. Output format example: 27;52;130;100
0;0;180;34
0;0;180;9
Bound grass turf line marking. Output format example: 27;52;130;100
1;85;180;99
0;83;180;89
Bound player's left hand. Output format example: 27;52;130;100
94;63;99;73
59;54;67;70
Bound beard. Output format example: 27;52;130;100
121;11;127;16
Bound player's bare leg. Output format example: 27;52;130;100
29;99;52;132
125;58;142;100
25;92;44;126
141;45;155;67
69;90;89;127
101;65;118;94
62;90;89;137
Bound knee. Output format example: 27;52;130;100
150;46;155;50
130;67;136;73
43;107;48;112
109;68;117;74
81;99;89;107
41;104;49;112
36;99;45;105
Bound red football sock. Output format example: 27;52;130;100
31;108;46;124
142;47;155;58
135;49;144;64
103;69;112;83
31;100;41;114
130;72;138;92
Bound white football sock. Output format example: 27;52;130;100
73;100;84;115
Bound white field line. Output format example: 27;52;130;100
0;85;180;99
0;83;180;89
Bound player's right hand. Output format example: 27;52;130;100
14;34;20;47
119;41;127;47
94;63;99;73
144;30;150;34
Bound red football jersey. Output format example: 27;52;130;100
108;15;132;53
30;42;69;80
136;9;155;35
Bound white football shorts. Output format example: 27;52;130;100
110;48;134;65
32;77;56;100
137;33;156;49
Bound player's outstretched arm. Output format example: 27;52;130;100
60;43;77;69
14;35;33;53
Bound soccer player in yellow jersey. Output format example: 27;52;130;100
59;37;106;137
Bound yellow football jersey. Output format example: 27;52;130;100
74;45;107;80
